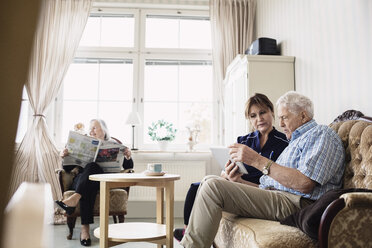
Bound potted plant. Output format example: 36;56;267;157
148;120;177;151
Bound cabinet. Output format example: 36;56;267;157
224;55;295;145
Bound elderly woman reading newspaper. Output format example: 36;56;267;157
55;119;133;246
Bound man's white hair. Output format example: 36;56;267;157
276;91;314;119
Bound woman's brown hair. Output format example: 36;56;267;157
245;93;274;119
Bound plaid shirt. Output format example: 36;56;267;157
259;120;345;200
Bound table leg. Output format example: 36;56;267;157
165;181;174;248
156;187;164;248
99;181;110;248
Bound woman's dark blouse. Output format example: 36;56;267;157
237;127;288;184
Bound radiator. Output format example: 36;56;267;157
129;161;207;201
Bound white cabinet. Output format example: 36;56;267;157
224;55;295;145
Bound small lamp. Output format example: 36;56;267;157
125;111;141;150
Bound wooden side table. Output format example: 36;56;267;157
89;173;180;248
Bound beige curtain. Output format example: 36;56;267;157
210;0;256;144
9;0;92;200
210;0;256;97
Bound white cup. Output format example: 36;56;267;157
147;163;162;173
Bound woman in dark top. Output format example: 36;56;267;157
56;119;133;246
174;93;288;242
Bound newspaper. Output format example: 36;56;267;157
62;131;126;173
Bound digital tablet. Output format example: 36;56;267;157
209;146;248;174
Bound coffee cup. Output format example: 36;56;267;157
147;163;162;173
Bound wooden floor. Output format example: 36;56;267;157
53;217;185;248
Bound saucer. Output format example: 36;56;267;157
144;170;166;176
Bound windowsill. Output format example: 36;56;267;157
132;149;210;154
131;149;212;161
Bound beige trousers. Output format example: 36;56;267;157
180;175;304;248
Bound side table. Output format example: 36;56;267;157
89;173;180;248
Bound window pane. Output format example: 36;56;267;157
101;16;134;47
144;62;178;102
16;101;29;143
61;101;98;143
146;17;178;48
179;64;212;101
143;60;213;145
61;59;133;145
99;61;133;101
180;19;211;49
179;102;212;144
79;14;135;47
98;102;132;144
63;62;99;100
79;17;100;46
146;15;211;49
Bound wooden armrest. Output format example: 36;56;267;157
318;198;345;248
55;167;80;193
55;168;65;174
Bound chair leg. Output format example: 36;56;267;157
66;216;77;240
118;214;125;223
113;215;118;223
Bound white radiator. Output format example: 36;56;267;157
129;161;207;201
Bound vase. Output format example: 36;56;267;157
158;140;169;151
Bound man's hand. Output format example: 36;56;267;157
228;143;261;168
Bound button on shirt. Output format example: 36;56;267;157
259;120;345;200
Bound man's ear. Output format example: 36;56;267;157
301;111;310;123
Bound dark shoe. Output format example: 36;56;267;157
80;235;91;246
55;200;76;215
173;228;185;242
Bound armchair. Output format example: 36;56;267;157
55;167;133;239
55;137;133;240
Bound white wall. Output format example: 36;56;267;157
255;0;372;124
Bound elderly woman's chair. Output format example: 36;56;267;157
55;137;133;240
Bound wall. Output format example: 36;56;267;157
0;1;41;247
255;0;372;124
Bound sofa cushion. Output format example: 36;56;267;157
214;212;316;248
280;188;372;240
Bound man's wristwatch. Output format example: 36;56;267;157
262;160;274;175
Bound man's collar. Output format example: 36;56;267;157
290;119;317;141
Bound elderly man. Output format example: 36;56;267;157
180;91;345;248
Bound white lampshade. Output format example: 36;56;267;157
125;111;142;126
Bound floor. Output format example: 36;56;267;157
53;217;185;248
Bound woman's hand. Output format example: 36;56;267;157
60;148;69;158
123;147;132;160
223;160;243;183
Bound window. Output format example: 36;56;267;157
16;87;30;143
60;58;133;143
17;7;214;150
143;59;213;145
145;15;211;49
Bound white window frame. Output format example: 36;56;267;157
51;6;218;150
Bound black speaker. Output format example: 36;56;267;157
246;37;279;55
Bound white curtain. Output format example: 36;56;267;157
9;0;92;200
